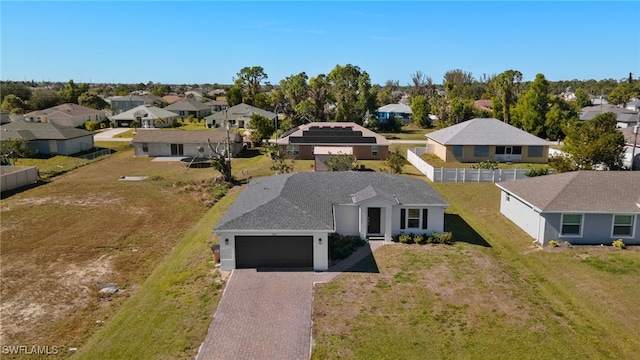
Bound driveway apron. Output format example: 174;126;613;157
197;269;315;360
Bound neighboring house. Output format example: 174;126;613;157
162;95;182;105
276;122;390;161
23;103;107;128
425;118;549;163
130;128;243;158
376;103;413;123
109;105;180;128
204;103;275;129
580;105;639;128
1;111;10;125
107;95;165;114
184;90;204;101
626;99;640;112
473;99;492;112
620;126;640;169
213;171;449;271
496;171;640;246
204;99;228;112
164;100;211;118
0;120;95;155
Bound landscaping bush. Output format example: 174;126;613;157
471;161;498;170
525;168;549;177
612;239;626;249
414;233;427;245
548;240;559;247
429;231;454;245
329;233;366;261
399;234;413;244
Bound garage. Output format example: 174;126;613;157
235;236;314;268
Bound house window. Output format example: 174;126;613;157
371;145;378;157
612;215;635;237
453;145;464;158
561;214;582;236
496;146;505;154
528;146;543;157
512;146;522;155
400;208;428;229
287;145;299;156
142;143;148;153
473;145;489;157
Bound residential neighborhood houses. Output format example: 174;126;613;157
1;72;640;360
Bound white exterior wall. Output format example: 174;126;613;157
391;205;446;235
334;205;359;235
499;190;543;243
216;230;329;271
356;198;393;241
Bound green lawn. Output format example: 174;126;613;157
312;182;640;359
379;124;434;141
419;153;551;170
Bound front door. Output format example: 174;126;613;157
367;207;381;234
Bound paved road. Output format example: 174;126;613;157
196;241;384;360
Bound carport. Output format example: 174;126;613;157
235;236;313;268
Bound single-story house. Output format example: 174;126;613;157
473;99;492;112
496;171;640;246
0;120;95;155
620;126;640;169
204;103;275;129
425;118;549;163
276;122;390;161
625;99;640;112
23;103;107;128
106;95;165;114
579;105;639;128
130;128;243;158
164;100;211;118
213;171;449;271
109;105;180;128
162;95;182;105
204;99;227;112
376;103;413;123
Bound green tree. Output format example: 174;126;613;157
563;112;626;170
573;88;591;109
261;142;294;174
328;64;375;124
0;82;32;103
78;92;108;109
151;84;171;97
607;82;640;107
410;95;431;127
1;94;26;113
246;113;275;144
490;70;523;124
325;153;358;171
226;85;243;107
1;138;34;165
545;97;578;141
28;89;61;110
58;80;88;104
511;73;550;137
280;72;309;117
234;66;268;106
85;121;99;131
384;148;408;174
302;74;333;122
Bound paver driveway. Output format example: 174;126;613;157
197;241;383;360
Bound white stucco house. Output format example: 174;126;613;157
109;105;180;128
130;128;243;158
23;103;107;128
213;172;449;271
0;120;95;155
496;171;640;246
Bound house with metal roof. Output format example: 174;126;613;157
496;171;640;246
376;103;413;123
164;100;211;119
213;172;449;271
276;122;390;163
109;105;180;128
130;128;243;158
204;103;275;129
23;103;107;128
0;120;95;155
425;118;549;163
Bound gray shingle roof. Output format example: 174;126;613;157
164;100;210;112
24;103;105;117
109;105;179;121
1;121;94;141
377;103;412;114
426;118;549;146
205;103;275;121
215;172;449;231
130;128;241;144
496;171;640;213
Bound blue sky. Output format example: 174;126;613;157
1;1;639;86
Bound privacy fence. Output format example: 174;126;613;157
407;148;532;183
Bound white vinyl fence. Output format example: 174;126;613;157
1;166;38;192
407;148;532;183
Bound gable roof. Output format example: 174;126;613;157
109;105;179;121
214;172;449;232
377;103;412;114
24;103;104;117
0;120;94;141
276;122;390;146
205;103;275;121
164;100;210;112
496;171;640;213
426;118;549;146
130;128;240;144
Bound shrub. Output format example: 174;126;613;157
429;231;454;245
329;233;366;261
414;233;427;245
471;161;498;170
548;240;559;247
525;168;549;177
612;239;626;249
399;234;412;244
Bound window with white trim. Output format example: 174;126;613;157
612;214;635;237
561;214;582;236
371;145;378;157
287;144;299;156
400;208;429;230
407;209;420;228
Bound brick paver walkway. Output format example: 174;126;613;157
196;241;385;360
